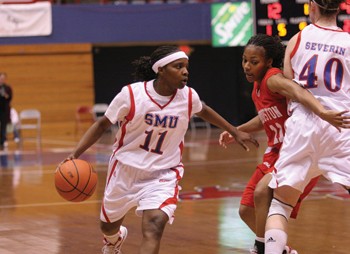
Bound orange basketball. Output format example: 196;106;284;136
55;159;98;202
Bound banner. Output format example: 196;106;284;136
211;1;253;47
0;2;52;37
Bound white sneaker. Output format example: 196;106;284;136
102;226;128;254
249;246;258;254
283;245;298;254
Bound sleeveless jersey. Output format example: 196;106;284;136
251;68;288;147
290;24;350;112
106;81;202;171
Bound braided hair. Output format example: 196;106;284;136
131;45;181;82
246;34;285;69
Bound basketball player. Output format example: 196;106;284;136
219;33;348;254
64;45;259;254
264;1;350;253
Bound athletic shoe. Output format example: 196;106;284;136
283;245;298;254
102;226;128;254
249;247;258;254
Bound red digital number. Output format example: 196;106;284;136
267;3;282;20
340;3;350;14
266;25;272;35
343;20;350;32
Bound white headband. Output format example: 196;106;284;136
152;51;188;73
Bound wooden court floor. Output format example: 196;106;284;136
0;129;349;254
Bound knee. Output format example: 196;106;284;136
143;215;167;241
238;205;249;222
254;181;273;206
268;198;293;221
143;227;163;242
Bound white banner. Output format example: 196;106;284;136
0;2;52;37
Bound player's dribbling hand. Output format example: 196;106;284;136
56;155;76;171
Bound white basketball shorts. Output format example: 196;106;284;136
100;158;184;224
269;104;350;192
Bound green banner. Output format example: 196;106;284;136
211;2;253;47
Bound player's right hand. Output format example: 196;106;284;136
56;155;76;172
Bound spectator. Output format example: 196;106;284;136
0;72;12;150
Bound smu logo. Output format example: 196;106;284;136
144;113;179;128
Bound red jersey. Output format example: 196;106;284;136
251;68;288;147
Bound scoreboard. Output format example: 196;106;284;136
255;0;350;42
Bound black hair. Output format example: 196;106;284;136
245;34;285;68
313;0;345;15
131;45;181;81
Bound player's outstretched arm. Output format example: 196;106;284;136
196;104;259;151
267;73;350;132
219;116;263;148
69;116;112;159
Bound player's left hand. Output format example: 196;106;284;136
320;110;350;132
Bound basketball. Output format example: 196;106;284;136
55;159;98;202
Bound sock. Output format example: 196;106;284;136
255;237;265;254
104;231;121;245
265;229;287;254
256;236;265;242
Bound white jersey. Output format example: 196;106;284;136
290;24;350;112
105;80;202;171
269;24;350;191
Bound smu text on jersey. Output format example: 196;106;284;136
144;113;179;128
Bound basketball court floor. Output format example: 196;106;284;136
0;128;349;254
